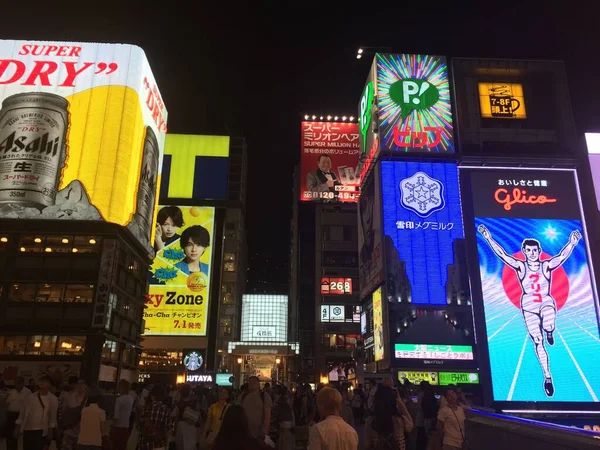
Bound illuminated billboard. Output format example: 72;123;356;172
144;206;215;336
320;277;352;295
161;134;230;200
585;132;600;212
240;295;288;342
439;372;479;385
465;167;600;402
478;82;527;119
182;349;205;372
359;166;384;299
0;40;167;252
394;344;474;361
377;54;454;153
373;287;384;362
381;161;464;305
320;305;360;323
300;121;360;202
398;371;439;386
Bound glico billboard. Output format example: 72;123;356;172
0;40;167;252
145;205;215;336
357;54;454;183
300;121;360;203
462;167;600;403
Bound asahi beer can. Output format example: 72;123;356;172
133;126;159;239
0;92;69;209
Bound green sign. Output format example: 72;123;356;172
394;344;474;360
389;78;440;120
359;81;374;154
439;372;479;385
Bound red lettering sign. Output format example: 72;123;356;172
494;188;557;211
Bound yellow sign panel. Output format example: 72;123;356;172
373;287;384;362
478;82;527;119
144;206;215;336
398;371;439;386
164;134;230;198
0;40;167;252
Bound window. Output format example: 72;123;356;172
322;334;337;349
102;340;118;362
0;235;9;252
9;283;36;302
73;236;101;254
224;253;236;272
36;284;64;302
220;318;232;337
65;285;94;303
56;336;85;355
0;336;27;355
222;284;235;304
326;226;344;241
26;335;57;355
18;235;100;254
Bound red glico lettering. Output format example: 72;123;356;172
494;188;557;211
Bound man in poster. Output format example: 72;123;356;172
306;154;341;194
478;224;582;397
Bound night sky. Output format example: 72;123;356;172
3;3;599;287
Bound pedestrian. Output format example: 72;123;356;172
308;387;358;450
59;379;87;450
351;384;365;425
204;387;231;446
276;386;294;450
239;376;272;441
174;384;200;450
5;376;31;450
77;390;105;450
366;385;413;450
27;379;37;394
138;384;171;450
14;375;58;450
111;379;134;450
436;387;466;450
211;404;265;450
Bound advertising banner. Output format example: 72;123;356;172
359;166;384;299
373;287;385;362
0;40;167;252
300;121;360;202
439;372;479;385
161;134;230;200
466;167;600;402
376;54;454;153
183;349;206;372
585;132;600;212
478;82;527;119
144;206;215;336
398;371;439;385
382;161;464;305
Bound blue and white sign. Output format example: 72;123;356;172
382;161;464;305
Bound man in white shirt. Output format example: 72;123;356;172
15;375;58;450
309;387;358;450
436;387;466;450
111;379;134;450
6;377;31;450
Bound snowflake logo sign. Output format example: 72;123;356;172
399;171;445;218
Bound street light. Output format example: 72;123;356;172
237;357;243;364
275;357;281;365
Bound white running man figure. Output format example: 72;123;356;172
478;225;581;397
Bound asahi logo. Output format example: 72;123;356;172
0;131;61;157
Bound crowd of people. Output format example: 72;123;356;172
0;374;471;450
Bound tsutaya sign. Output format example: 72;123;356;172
186;373;213;383
357;53;454;171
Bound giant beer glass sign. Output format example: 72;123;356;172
0;40;167;252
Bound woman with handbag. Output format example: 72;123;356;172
174;385;199;450
436;388;467;450
204;387;231;448
59;379;87;450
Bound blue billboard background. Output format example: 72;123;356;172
381;161;464;305
476;217;600;402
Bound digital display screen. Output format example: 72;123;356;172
376;54;454;153
478;82;527;119
439;372;479;385
398;371;439;385
145;206;215;336
300;121;360;202
321;277;352;295
467;168;600;402
395;344;474;361
381;161;464;305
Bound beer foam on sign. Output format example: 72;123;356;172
0;40;168;253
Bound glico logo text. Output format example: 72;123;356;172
494;188;557;211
